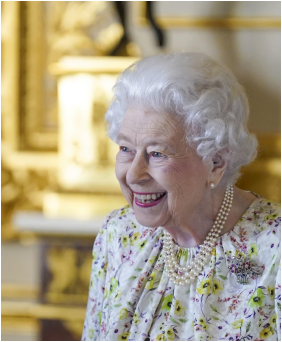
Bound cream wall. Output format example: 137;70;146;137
127;1;281;133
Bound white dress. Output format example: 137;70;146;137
82;196;281;341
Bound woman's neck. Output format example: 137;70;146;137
164;186;257;248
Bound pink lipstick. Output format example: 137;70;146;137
134;193;166;208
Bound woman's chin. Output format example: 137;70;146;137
134;211;166;228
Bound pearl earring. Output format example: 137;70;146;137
210;182;215;188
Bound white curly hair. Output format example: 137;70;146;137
105;52;257;184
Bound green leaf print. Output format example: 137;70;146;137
246;321;251;333
277;302;281;311
210;304;219;313
169;317;180;325
129;276;137;280
212;316;220;320
179;319;188;323
219;275;228;280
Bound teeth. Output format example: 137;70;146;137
134;192;165;203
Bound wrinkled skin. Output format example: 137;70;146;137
115;106;255;247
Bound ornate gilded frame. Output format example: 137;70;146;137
135;1;281;29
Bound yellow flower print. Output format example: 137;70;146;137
202;324;209;330
97;268;106;280
97;311;102;325
121;235;129;247
120;205;130;213
174;300;185;316
161;294;173;311
197;277;212;295
176;249;183;259
145;271;157;290
182;249;188;262
248;243;258;257
211;247;216;256
148;256;156;264
103;288;108;299
235;250;245;258
259;318;263;328
259;326;274;339
165;327;175;341
248;288;265;309
270;313;277;326
267;286;275;300
156;334;165;341
92;251;97;261
133;312;140;325
138;240;147;250
109;277;118;294
113;290;122;301
198;317;206;325
211;279;223;294
232;319;243;329
118;332;130;341
130;232;140;245
131;222;137;229
89;329;94;339
118;308;128;319
265;213;278;221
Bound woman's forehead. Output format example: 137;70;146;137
118;109;184;144
121;107;183;132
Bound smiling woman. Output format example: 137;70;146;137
82;53;281;341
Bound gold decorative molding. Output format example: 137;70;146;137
1;316;39;335
1;1;20;150
49;56;139;75
2;302;85;321
1;283;38;300
136;2;281;29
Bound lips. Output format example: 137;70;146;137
133;191;167;208
134;192;166;203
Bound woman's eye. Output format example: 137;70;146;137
120;146;129;152
150;151;164;158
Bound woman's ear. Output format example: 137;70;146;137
208;154;227;187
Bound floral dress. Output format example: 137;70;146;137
82;197;281;341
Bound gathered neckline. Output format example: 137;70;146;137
159;195;262;252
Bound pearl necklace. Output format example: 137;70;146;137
162;185;233;286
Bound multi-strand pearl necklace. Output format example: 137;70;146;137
162;185;233;286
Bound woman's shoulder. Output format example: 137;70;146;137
236;196;281;241
103;204;137;227
101;205;147;237
250;196;281;223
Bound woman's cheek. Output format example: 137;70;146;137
115;162;133;204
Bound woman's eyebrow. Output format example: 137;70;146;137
117;133;175;150
116;133;131;143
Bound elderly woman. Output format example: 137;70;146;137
82;53;281;341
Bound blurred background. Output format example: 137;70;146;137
1;1;280;341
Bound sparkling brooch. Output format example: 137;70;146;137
228;254;264;284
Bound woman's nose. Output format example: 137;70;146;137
126;154;150;185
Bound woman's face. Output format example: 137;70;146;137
115;107;212;229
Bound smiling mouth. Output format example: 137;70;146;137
134;192;166;204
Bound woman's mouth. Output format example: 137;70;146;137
133;192;166;208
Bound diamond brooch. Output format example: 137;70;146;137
228;254;264;284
